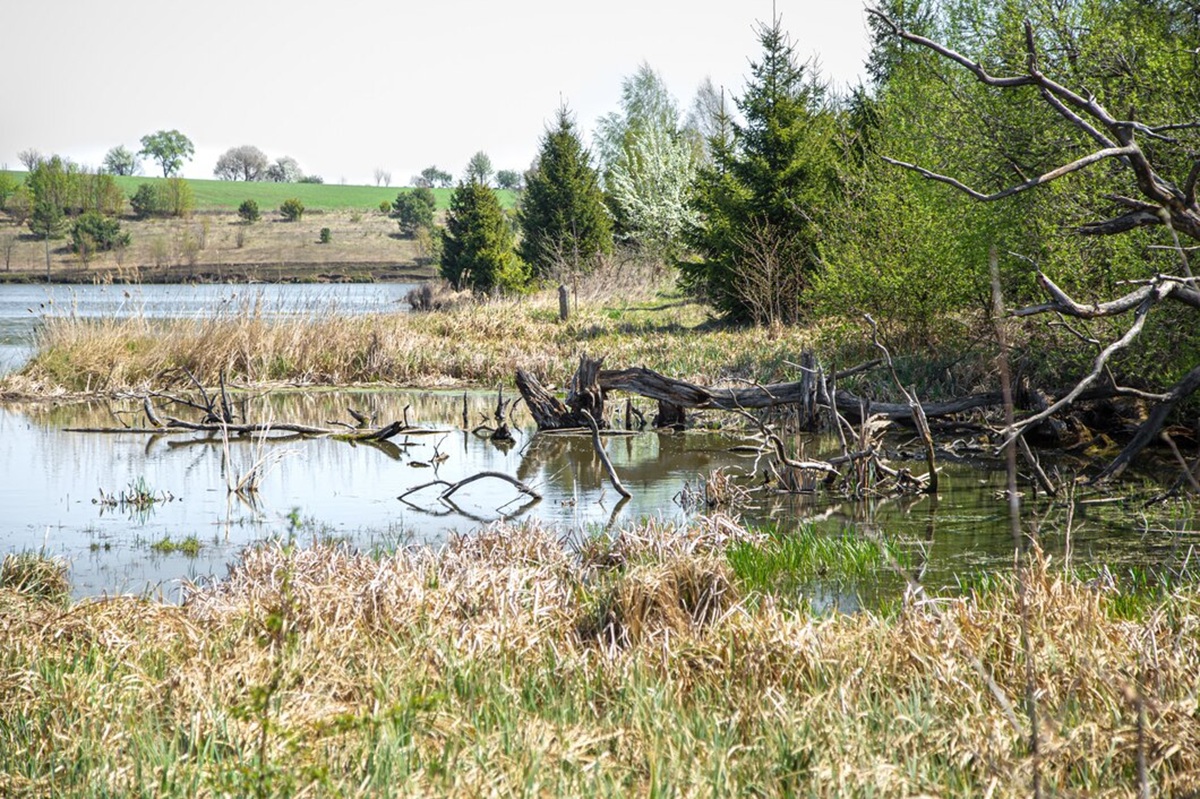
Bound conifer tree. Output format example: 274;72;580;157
518;107;612;278
440;181;528;293
682;17;838;324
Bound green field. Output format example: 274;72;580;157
0;171;515;212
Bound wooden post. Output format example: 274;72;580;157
558;284;569;321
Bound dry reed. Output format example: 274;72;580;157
3;268;822;398
1;517;1196;797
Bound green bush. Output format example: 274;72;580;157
238;198;260;223
279;198;304;222
129;179;194;219
392;187;437;238
319;227;332;243
378;200;391;214
71;212;130;253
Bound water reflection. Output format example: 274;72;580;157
1;389;1197;600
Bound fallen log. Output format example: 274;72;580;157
594;365;1003;422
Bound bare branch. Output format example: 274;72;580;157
1007;284;1168;440
1185;159;1200;207
1078;210;1164;236
880;147;1136;202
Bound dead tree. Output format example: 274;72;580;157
869;6;1200;480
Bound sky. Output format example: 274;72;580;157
2;1;872;186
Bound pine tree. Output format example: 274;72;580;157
518;106;612;278
440;181;528;294
682;18;839;324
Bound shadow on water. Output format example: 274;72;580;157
1;388;1197;601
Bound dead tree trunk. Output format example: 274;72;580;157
516;355;608;430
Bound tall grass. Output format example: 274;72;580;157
1;517;1197;796
6;267;826;396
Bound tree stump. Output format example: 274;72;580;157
516;355;607;430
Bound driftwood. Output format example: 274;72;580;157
398;471;542;502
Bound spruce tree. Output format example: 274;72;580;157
682;18;839;324
440;181;528;294
518;107;612;278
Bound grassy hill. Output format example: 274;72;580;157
0;171;516;212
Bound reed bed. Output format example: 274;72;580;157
1;517;1196;797
3;269;823;397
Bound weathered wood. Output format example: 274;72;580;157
582;410;631;498
516;355;609;430
595;365;1003;422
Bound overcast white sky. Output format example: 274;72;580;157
2;1;871;186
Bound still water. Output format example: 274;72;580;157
2;391;1197;600
0;282;418;374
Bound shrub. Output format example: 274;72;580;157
319;227;332;243
279;198;304;222
238;198;260;223
129;179;194;219
298;175;324;184
71;212;130;254
130;183;158;219
379;200;391;214
392;187;437;238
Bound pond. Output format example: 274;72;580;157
2;390;1196;600
0;282;420;374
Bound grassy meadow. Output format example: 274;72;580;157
0;170;516;212
0;171;517;283
2;519;1197;797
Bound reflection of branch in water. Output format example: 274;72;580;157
604;495;631;532
397;494;540;525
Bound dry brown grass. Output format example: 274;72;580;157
0;209;425;283
4;263;823;397
1;518;1197;797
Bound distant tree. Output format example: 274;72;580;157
441;181;528;293
129;179;193;219
392;187;437;237
279;198;304;221
139;130;194;177
518;106;613;278
213;145;268;181
5;186;32;227
29;200;66;239
464;151;494;186
598;62;697;260
25;156;72;216
373;168;392;187
237;199;260;223
71;212;129;254
17;149;44;172
297;175;324;184
0;172;21;207
681;18;839;324
495;170;524;191
160;178;195;218
606;121;698;262
414;166;453;188
265;156;303;183
594;62;682;177
102;145;140;176
129;184;159;219
684;77;733;164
